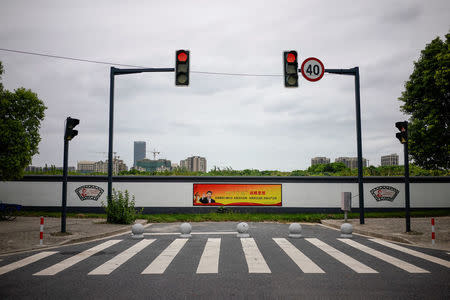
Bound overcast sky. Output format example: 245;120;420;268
1;0;449;171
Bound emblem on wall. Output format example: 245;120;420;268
370;186;399;202
75;185;104;201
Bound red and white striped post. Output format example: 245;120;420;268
431;218;435;246
40;217;44;246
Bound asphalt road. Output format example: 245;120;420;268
0;222;449;299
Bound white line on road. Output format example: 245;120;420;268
88;239;156;275
143;232;236;236
0;251;58;276
34;240;121;276
338;239;429;273
196;238;221;274
273;238;324;273
369;239;450;268
141;239;188;274
305;238;377;273
241;238;271;273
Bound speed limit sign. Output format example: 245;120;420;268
301;57;325;82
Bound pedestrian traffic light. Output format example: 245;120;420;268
175;50;190;86
395;121;408;144
65;117;79;141
284;50;298;87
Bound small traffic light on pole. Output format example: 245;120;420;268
65;117;79;141
395;121;408;144
395;120;411;232
283;50;298;87
62;116;79;233
175;50;190;86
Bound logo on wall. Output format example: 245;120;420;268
370;186;399;202
75;185;104;201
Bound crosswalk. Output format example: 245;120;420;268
0;237;448;277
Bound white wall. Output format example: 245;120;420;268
1;180;449;208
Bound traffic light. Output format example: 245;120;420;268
395;121;408;144
65;117;79;141
283;50;298;87
175;50;190;86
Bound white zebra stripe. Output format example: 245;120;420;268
338;239;429;273
306;238;377;273
141;239;188;274
273;238;324;273
89;239;155;275
34;240;121;276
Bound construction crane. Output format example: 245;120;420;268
147;149;161;160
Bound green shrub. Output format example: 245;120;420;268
102;189;141;224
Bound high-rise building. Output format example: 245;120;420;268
381;154;399;166
134;141;146;167
335;157;368;169
311;157;330;166
180;156;207;172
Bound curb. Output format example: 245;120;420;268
0;219;148;257
320;220;413;244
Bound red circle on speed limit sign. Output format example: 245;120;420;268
301;57;325;82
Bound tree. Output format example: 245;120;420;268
399;34;450;170
0;61;47;180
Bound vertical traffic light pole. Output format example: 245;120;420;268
396;121;410;232
107;67;115;221
61;117;79;233
61;131;69;233
404;136;411;232
325;67;365;224
107;67;175;212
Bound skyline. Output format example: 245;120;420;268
1;1;449;171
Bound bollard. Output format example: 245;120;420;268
40;217;44;245
180;223;192;238
236;222;250;238
288;223;302;238
340;223;353;238
131;223;145;239
431;218;435;246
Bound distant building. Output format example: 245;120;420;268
335;157;368;169
77;161;96;173
77;159;127;174
94;159;128;174
25;166;43;172
180;156;207;172
381;154;399;166
134;141;146;167
171;163;179;169
25;165;75;172
136;159;171;172
311;157;330;166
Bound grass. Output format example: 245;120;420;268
15;209;450;223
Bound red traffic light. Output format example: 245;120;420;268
286;52;296;63
177;52;188;62
395;121;407;132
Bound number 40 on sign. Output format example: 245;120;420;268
301;57;325;82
